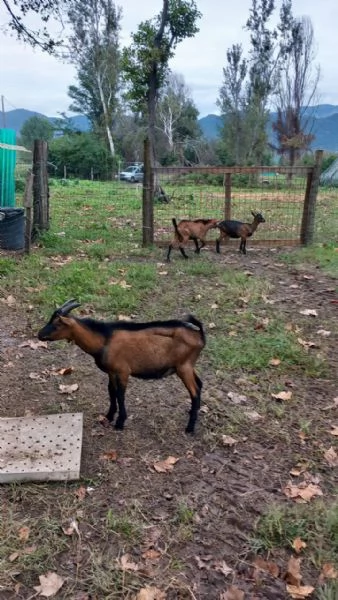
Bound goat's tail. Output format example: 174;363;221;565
172;217;184;242
184;314;206;345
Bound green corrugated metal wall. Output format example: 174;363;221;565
0;128;16;207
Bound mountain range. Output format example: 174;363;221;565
2;105;338;152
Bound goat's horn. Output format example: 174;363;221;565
57;299;81;315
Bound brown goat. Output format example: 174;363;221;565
167;217;219;261
38;300;206;434
216;211;265;255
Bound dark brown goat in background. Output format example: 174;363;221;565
38;300;206;434
167;217;219;261
216;211;265;255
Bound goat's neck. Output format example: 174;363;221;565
251;219;259;233
71;322;106;356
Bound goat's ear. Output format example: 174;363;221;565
59;316;74;326
251;211;257;217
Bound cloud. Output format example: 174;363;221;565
0;0;337;118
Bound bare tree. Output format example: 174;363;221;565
66;0;122;158
272;16;320;168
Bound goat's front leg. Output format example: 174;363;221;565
105;377;117;422
114;373;128;430
193;238;200;253
239;238;247;254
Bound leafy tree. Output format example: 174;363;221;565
122;0;201;171
66;0;122;157
48;132;115;179
1;0;67;51
272;15;319;169
217;44;248;165
19;115;55;149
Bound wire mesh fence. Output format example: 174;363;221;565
12;159;336;255
152;166;313;247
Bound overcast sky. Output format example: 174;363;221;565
0;0;337;119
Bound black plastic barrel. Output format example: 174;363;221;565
0;207;25;250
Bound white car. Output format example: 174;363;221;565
119;164;144;183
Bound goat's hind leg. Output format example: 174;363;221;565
179;245;189;259
114;373;128;430
177;366;202;434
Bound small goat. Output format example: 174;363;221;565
38;300;206;434
167;217;219;261
216;211;265;255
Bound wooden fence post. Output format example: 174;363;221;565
142;137;154;246
300;149;323;245
224;173;231;219
23;170;34;254
32;139;49;240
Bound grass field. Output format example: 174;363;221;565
0;179;337;599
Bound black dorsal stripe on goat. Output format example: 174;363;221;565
38;302;206;434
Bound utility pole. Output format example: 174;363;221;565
1;95;6;128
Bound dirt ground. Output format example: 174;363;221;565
0;248;337;599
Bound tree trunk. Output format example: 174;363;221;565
97;73;115;158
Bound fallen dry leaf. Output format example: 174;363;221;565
269;358;281;366
62;519;80;537
272;391;292;401
319;563;338;581
220;586;245;600
222;435;238;446
227;391;248;404
283;481;323;503
324;447;338;467
141;549;162;560
253;556;280;578
118;553;139;572
299;309;318;317
117;314;132;321
99;450;118;461
74;486;86;501
322;397;338;411
329;426;338;436
213;560;233;577
297;338;317;350
153;456;179;473
292;538;307;553
18;526;30;542
1;294;16;307
316;329;331;337
59;383;79;394
284;556;302;586
19;340;48;350
209;322;216;329
9;551;19;562
286;584;314;599
289;462;309;477
34;571;64;597
134;586;166;600
56;367;74;376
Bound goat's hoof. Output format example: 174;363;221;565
185;426;195;434
99;415;112;428
114;421;125;430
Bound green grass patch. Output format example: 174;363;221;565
1;254;157;318
208;318;326;375
251;499;338;566
280;245;338;279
